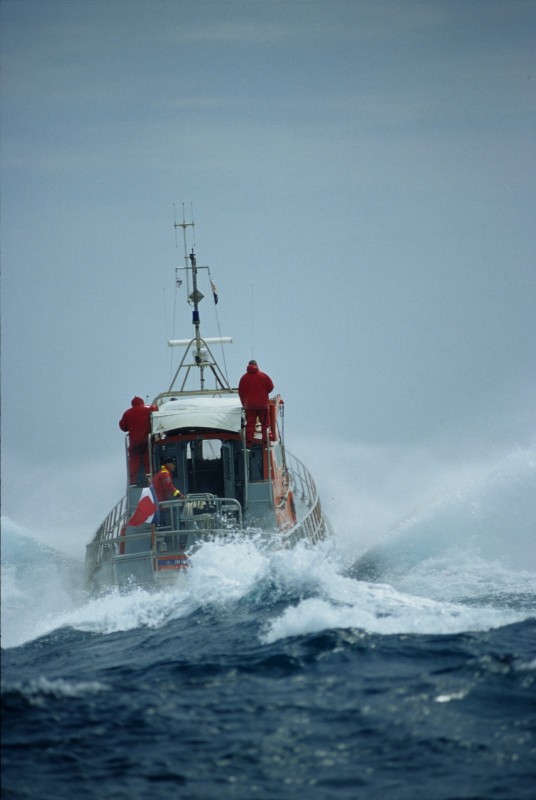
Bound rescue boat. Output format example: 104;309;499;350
85;218;330;592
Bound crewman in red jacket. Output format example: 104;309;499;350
238;360;274;446
119;396;156;485
152;457;184;502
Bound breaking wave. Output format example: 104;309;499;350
2;441;535;649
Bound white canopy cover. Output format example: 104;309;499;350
151;395;243;435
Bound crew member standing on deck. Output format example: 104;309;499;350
119;396;156;486
238;360;274;446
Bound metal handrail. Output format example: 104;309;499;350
87;452;328;570
285;449;329;544
86;494;242;555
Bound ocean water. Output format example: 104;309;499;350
2;447;536;800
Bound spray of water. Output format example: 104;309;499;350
2;442;534;649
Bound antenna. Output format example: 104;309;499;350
251;283;255;359
174;203;195;287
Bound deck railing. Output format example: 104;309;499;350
86;495;242;562
87;451;329;573
87;495;128;565
285;449;330;545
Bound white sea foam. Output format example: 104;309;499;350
2;676;109;704
260;539;533;643
298;439;536;571
186;533;270;603
2;441;535;648
58;584;198;635
2;517;534;648
1;518;86;647
435;691;468;703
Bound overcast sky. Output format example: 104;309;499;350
1;0;535;548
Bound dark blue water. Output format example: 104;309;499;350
2;451;536;800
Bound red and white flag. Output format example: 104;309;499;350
126;486;159;527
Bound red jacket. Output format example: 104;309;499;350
152;466;182;502
119;397;155;445
238;364;274;410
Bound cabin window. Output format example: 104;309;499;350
187;439;221;462
153;436;244;505
186;439;224;496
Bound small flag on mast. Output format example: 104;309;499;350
210;279;219;304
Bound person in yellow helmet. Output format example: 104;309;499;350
152;456;184;502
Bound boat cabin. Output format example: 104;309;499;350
123;392;296;538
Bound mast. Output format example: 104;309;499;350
168;209;233;394
188;248;206;386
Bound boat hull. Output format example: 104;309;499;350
85;450;330;594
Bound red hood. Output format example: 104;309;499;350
131;396;144;406
246;365;259;375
